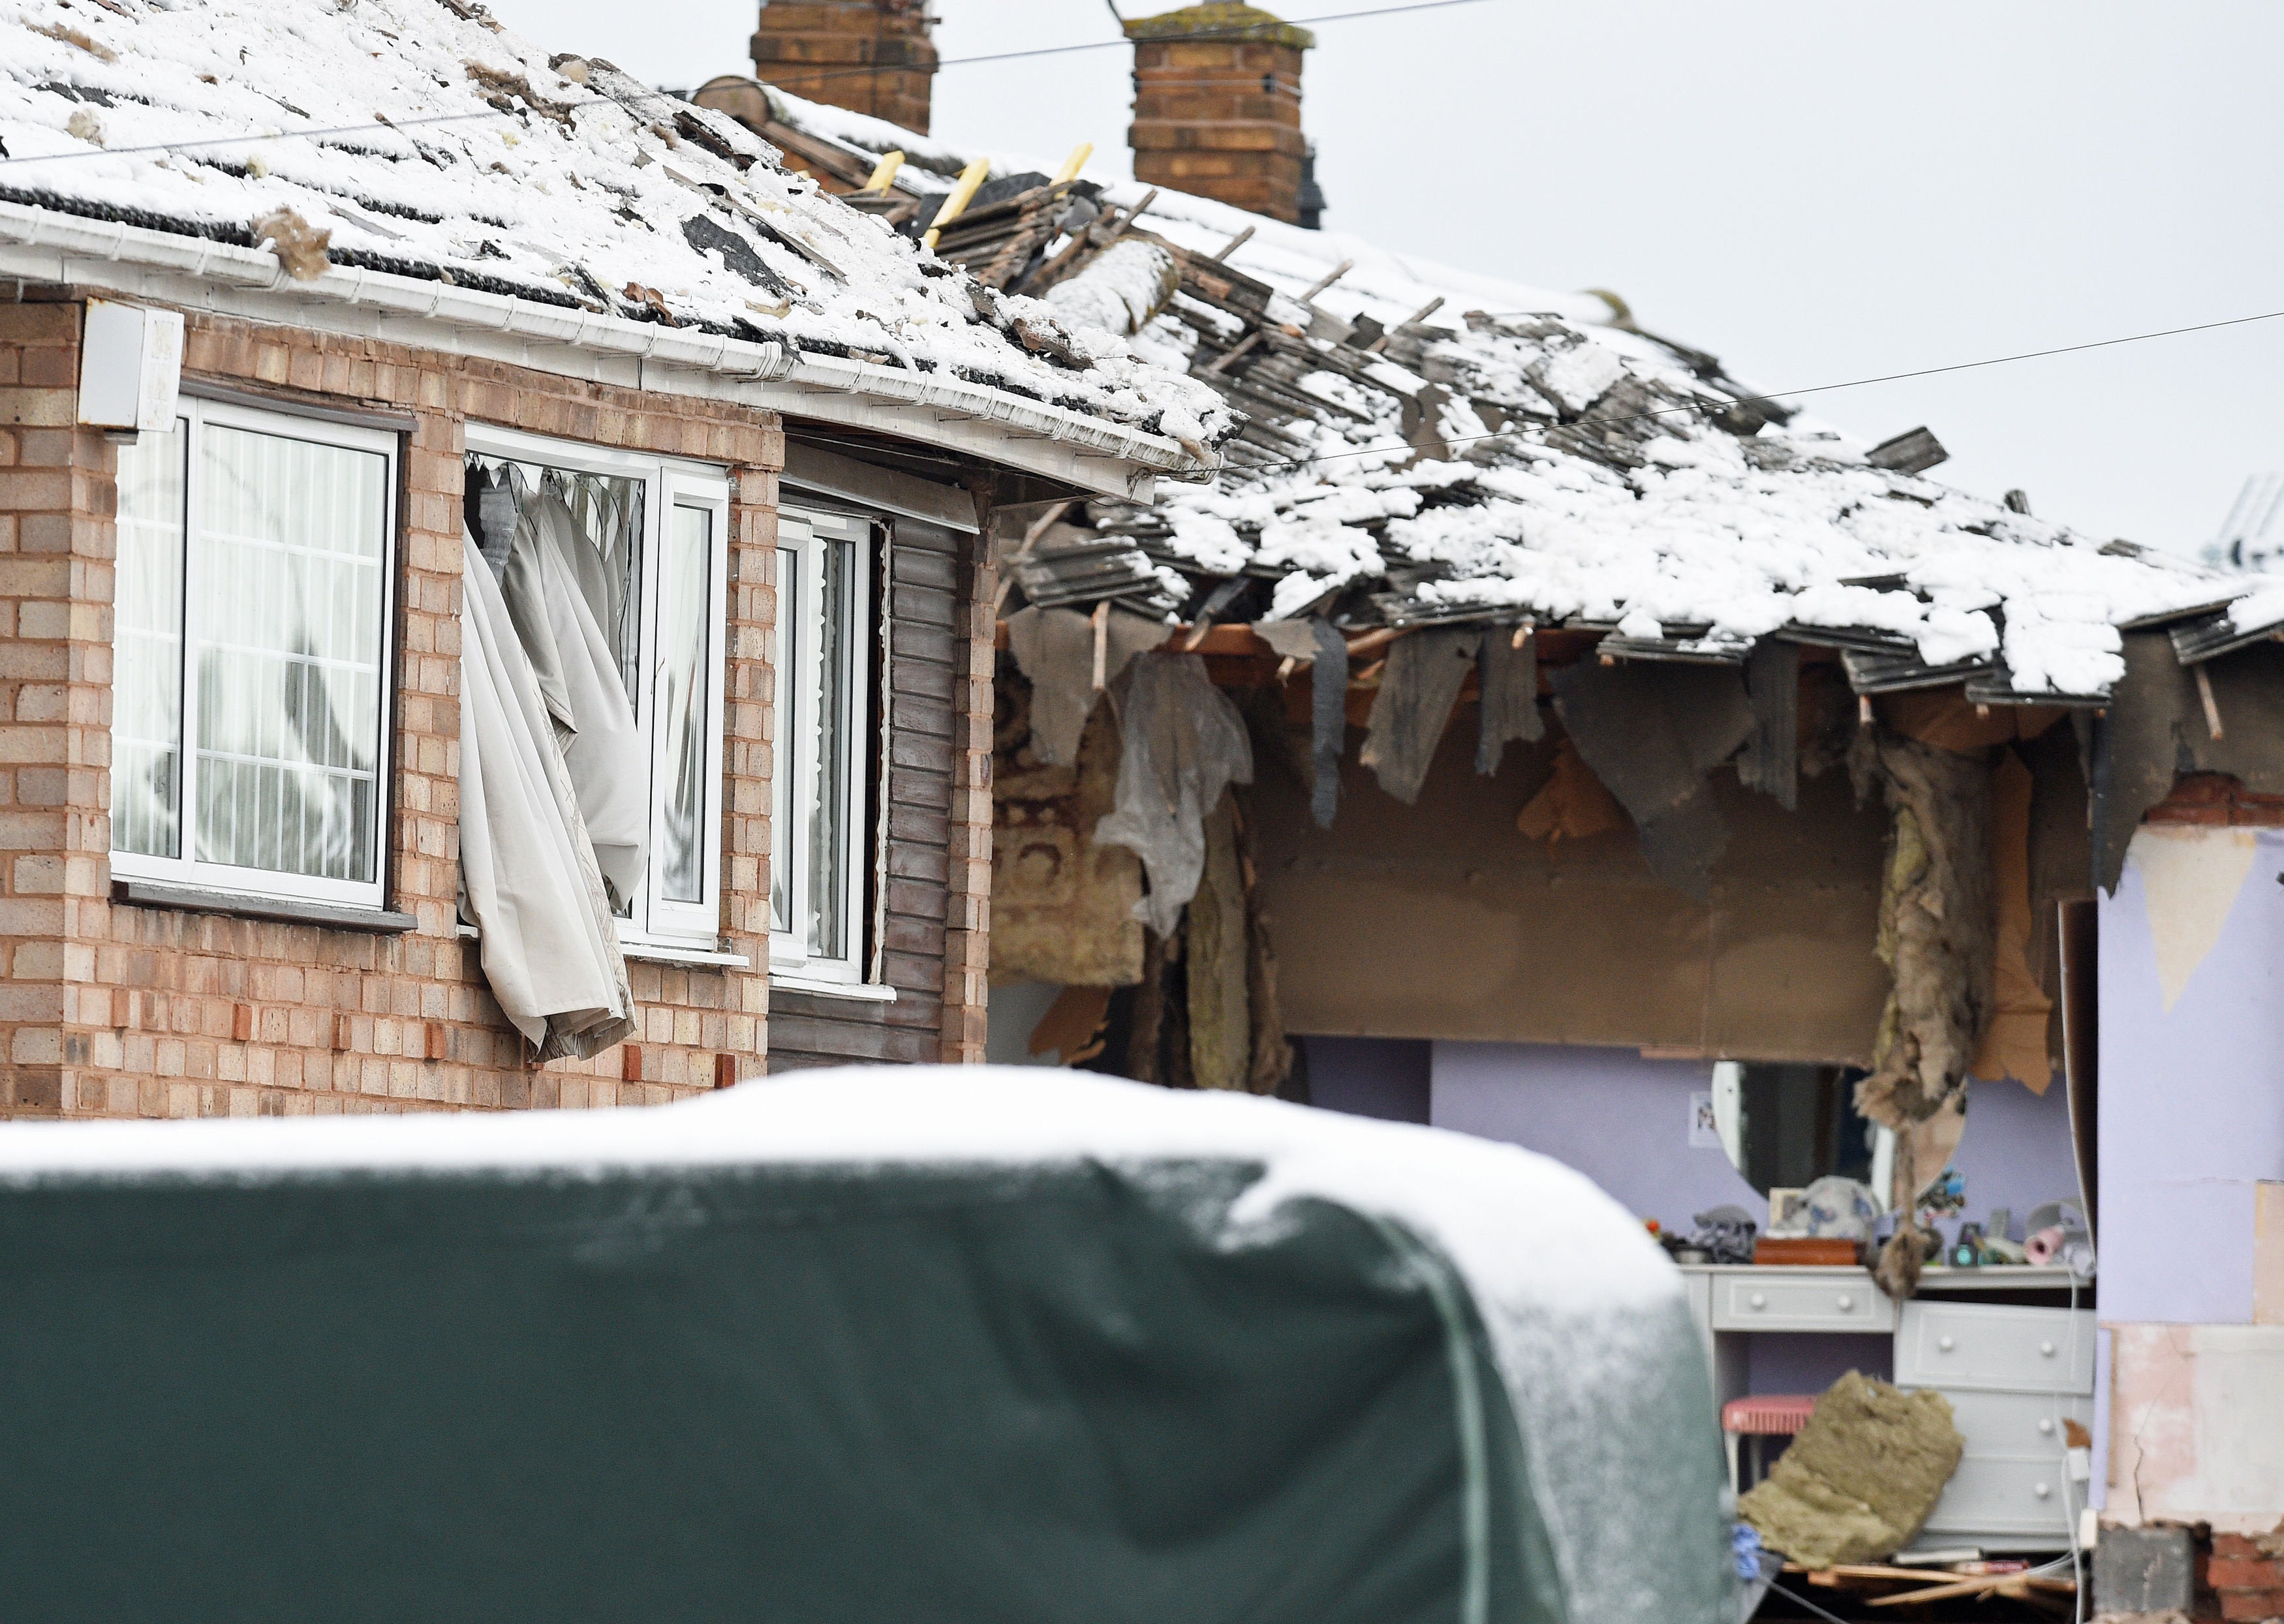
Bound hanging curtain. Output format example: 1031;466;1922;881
499;491;651;908
457;526;636;1060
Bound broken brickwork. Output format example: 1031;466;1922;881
2142;771;2284;829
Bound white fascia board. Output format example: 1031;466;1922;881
0;204;1204;500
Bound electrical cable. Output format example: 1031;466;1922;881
2065;1268;2090;1623
0;107;540;168
1766;1578;1866;1624
794;0;1496;85
1242;307;2284;474
2;13;2270;503
0;0;1487;172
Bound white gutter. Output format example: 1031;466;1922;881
0;200;1199;500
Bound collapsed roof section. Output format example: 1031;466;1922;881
744;86;2266;699
0;0;1232;493
1059;186;2251;701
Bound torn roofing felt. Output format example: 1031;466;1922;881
0;0;1231;453
2093;632;2284;891
1551;661;1753;900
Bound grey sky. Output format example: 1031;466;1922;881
483;0;2284;557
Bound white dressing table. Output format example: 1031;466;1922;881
1681;1264;2095;1550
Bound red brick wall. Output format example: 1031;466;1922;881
2143;772;2284;828
0;300;111;1116
2208;1533;2284;1623
750;0;936;136
0;299;794;1118
1127;12;1310;224
940;512;995;1063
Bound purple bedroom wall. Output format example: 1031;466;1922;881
1421;1039;2077;1241
2098;827;2284;1326
1427;1041;1761;1231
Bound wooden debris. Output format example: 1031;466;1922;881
921;157;991;254
1209;224;1255;262
1299;258;1355;302
1867;425;1950;475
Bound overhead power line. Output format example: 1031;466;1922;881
0;108;521;169
797;0;1497;85
0;0;1493;170
1252;307;2284;474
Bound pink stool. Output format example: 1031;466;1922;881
1722;1394;1817;1494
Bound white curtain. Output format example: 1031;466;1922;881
499;493;651;908
457;527;636;1060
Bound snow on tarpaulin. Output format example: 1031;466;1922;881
0;0;1230;450
0;1065;1732;1623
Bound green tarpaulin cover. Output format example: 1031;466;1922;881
0;1069;1729;1623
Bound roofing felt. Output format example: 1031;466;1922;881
752;86;2268;699
0;0;1231;453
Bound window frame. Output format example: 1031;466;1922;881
108;395;403;913
769;501;874;986
461;423;733;954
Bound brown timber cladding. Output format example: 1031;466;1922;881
0;295;989;1118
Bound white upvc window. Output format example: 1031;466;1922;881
770;504;872;985
463;426;732;952
110;399;399;912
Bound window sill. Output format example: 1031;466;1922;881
455;921;752;972
769;973;898;1004
114;878;418;934
623;942;752;970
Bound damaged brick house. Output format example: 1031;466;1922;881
0;0;1219;1117
714;1;2284;1594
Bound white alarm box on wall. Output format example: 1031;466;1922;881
76;299;183;433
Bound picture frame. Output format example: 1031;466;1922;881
1767;1187;1810;1236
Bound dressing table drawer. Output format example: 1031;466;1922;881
1919;1453;2079;1539
1896;1302;2095;1394
1938;1388;2095;1455
1709;1271;1895;1333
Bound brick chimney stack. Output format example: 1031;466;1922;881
1125;3;1315;224
748;0;938;135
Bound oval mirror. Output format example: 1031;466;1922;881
1712;1060;1897;1216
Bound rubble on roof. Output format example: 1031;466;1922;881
0;0;1231;449
807;100;2253;704
734;74;2281;961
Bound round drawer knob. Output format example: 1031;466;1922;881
2039;1419;2056;1435
1938;1336;1956;1352
1750;1293;1767;1310
2034;1483;2052;1499
1836;1295;1856;1311
2041;1341;2057;1357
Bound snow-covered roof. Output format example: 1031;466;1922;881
751;91;2255;697
1087;185;2249;697
0;0;1228;486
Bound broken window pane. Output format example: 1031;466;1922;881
544;467;645;704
